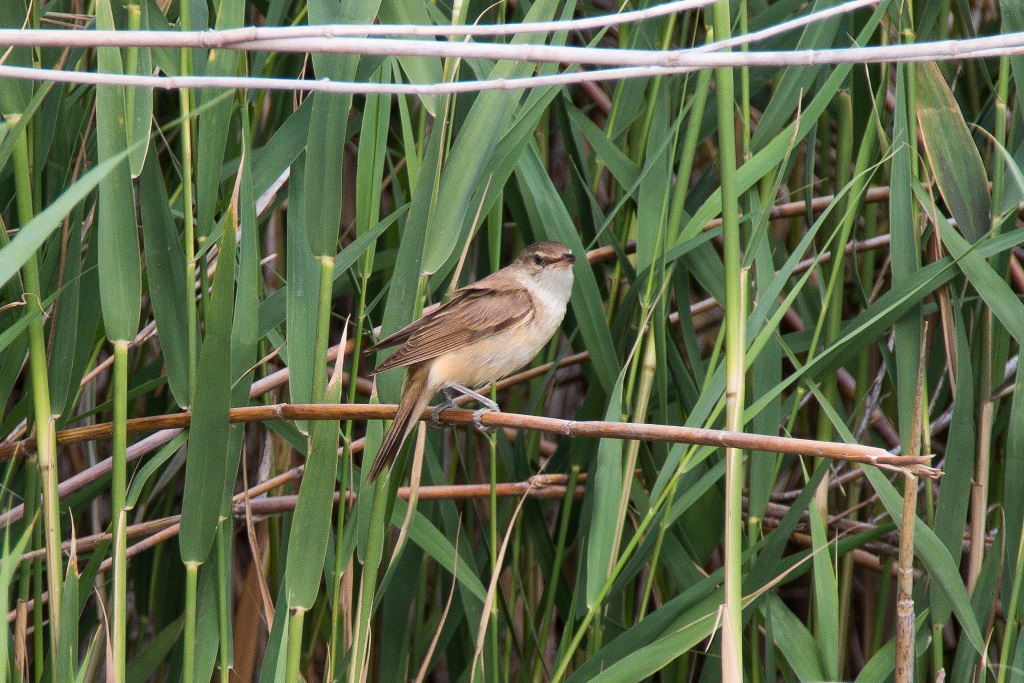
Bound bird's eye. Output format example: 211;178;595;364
533;254;543;266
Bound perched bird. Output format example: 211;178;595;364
365;241;577;482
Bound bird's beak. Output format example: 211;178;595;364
557;252;577;265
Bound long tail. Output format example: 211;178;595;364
367;365;433;482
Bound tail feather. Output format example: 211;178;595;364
367;367;433;483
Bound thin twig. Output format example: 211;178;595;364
13;472;587;566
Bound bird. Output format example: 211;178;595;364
364;241;577;482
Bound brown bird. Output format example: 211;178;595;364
365;241;577;482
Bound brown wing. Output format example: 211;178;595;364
369;285;534;374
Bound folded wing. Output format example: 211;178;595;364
368;286;534;374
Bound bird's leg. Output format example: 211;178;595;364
448;383;499;433
430;388;458;428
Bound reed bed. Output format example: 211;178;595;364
1;0;1023;680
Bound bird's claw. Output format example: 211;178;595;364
433;384;500;432
429;404;448;428
472;406;499;433
450;384;499;433
430;390;457;429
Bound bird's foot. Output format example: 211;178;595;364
471;405;499;433
446;384;501;433
429;389;458;428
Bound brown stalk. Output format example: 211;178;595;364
13;472;589;568
2;401;941;478
895;323;928;682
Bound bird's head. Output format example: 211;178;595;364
515;241;576;272
513;241;576;297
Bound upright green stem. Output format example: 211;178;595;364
311;257;336;406
738;0;750;160
111;340;128;549
179;2;198;399
286;609;306;683
217;519;231;682
112;340;130;682
11;117;63;654
112;508;128;683
711;0;745;676
183;562;199;683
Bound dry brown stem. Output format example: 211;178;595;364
2;401;939;478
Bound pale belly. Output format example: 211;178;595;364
427;321;556;390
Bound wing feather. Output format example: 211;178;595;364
369;286;534;374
